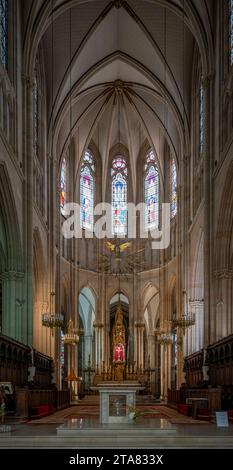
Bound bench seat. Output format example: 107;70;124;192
30;404;54;418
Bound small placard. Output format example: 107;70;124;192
216;411;229;427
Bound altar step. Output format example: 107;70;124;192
57;421;177;440
76;394;160;406
1;434;233;448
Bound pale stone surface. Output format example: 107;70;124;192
92;386;144;424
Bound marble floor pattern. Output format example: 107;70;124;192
0;404;233;448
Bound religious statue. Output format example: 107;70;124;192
112;304;126;381
67;319;73;333
114;343;124;362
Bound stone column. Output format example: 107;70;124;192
190;299;204;352
102;273;109;367
177;146;189;387
94;324;99;368
159;340;172;401
167;342;172;393
148;334;155;369
130;270;137;364
93;323;104;369
135;322;145;368
23;75;34;346
203;75;213;346
146;334;155;395
160;344;165;400
214;270;233;341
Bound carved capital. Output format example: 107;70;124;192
189;298;204;307
0;271;24;282
135;322;145;329
114;79;124;95
214;269;233;280
22;74;34;89
202;72;215;89
113;0;123;8
93;322;104;329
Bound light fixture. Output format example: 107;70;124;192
42;292;64;329
172;291;196;334
172;313;195;335
63;319;79;345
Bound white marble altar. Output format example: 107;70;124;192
92;384;144;424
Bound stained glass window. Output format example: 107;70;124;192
80;150;95;231
33;72;39;158
60;157;67;213
230;0;233;65
170;157;177;218
199;84;204;155
111;156;127;236
145;151;159;230
0;0;8;68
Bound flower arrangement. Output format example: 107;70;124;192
127;406;139;421
127;405;160;421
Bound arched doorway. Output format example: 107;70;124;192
0;163;23;341
78;287;96;388
143;284;159;396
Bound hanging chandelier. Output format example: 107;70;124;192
63;319;79;345
42;313;64;328
172;313;195;335
42;292;64;329
172;290;196;334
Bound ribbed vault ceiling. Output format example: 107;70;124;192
21;0;213;174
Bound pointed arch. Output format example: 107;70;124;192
144;150;159;230
78;285;96;374
170;156;177;218
111;154;128;236
0;0;8;68
215;160;233;272
60;155;68;213
80;149;95;231
0;162;22;270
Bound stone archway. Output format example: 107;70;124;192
0;163;24;342
78;286;96;385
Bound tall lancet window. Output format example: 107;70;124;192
33;69;39;158
230;0;233;65
199;83;205;155
0;0;8;68
111;156;128;236
60;156;67;214
80;150;95;231
170;157;177;218
144;150;159;230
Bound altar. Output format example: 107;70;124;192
92;383;144;424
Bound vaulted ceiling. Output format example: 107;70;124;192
21;0;214;181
